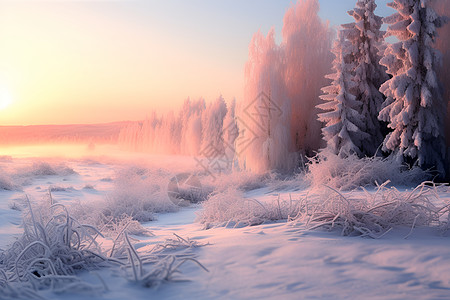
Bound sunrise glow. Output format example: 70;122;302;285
0;0;394;126
0;86;12;111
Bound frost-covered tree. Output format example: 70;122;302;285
237;0;332;173
158;111;179;154
318;31;367;157
201;96;228;157
238;29;292;173
378;0;447;174
222;98;239;159
179;98;205;155
185;111;203;155
283;0;333;155
341;0;389;156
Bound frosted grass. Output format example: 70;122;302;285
198;189;301;229
296;182;449;238
306;150;429;191
0;194;208;299
198;180;450;238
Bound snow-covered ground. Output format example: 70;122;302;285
1;149;450;299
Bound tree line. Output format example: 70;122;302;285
118;0;450;178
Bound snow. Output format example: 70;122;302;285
1;148;450;299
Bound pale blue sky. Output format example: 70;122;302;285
319;0;393;27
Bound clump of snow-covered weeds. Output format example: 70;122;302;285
202;171;270;193
17;163;180;241
0;173;19;191
294;181;449;238
67;199;151;242
1;160;77;189
198;181;449;238
306;150;429;190
49;185;76;192
120;233;208;289
0;197;113;298
8;195;28;211
103;166;179;222
0;193;209;298
151;233;206;254
198;189;301;229
167;173;211;206
26;161;77;177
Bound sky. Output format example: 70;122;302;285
0;0;393;126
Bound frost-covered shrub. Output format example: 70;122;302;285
30;161;58;176
83;184;95;190
0;173;17;191
40;166;181;239
197;189;300;229
198;180;447;238
167;173;211;206
12;161;77;182
103;167;178;222
198;190;263;228
29;161;76;176
49;185;76;192
295;182;445;238
67;199;152;242
201;171;269;193
306;150;429;191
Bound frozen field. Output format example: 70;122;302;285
1;149;450;299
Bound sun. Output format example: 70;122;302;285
0;87;13;111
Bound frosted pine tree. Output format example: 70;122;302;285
341;0;389;156
318;31;367;157
379;0;447;174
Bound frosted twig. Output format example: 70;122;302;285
404;214;420;240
